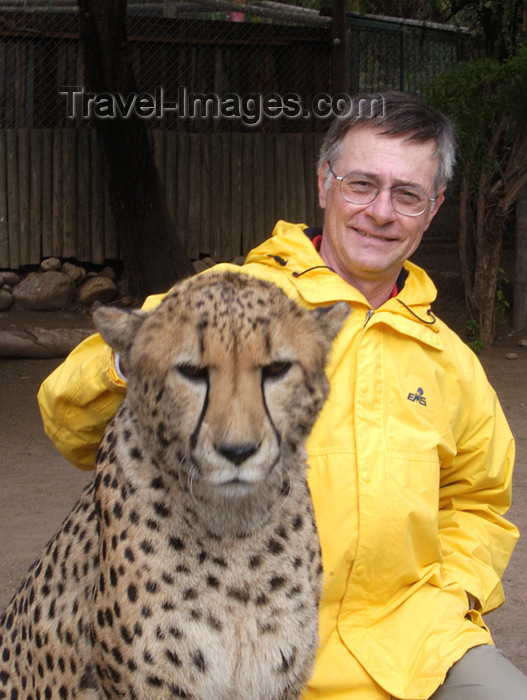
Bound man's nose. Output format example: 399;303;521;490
365;186;397;223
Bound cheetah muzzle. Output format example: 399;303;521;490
0;271;349;700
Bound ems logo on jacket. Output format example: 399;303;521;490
407;387;427;406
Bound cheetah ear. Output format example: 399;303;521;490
93;306;148;358
311;301;350;343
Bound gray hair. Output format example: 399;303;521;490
317;91;456;192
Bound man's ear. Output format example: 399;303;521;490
432;187;446;214
317;165;330;210
423;187;446;232
92;306;147;361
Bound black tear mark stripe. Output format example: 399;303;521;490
260;373;282;449
189;379;210;450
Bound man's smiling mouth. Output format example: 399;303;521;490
355;228;395;242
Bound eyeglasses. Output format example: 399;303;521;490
327;162;437;217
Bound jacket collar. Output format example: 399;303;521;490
244;220;442;348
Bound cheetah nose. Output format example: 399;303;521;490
216;442;259;466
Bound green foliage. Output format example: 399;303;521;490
454;0;526;58
466;317;485;353
426;45;527;195
465;269;511;351
346;1;526;58
495;267;511;314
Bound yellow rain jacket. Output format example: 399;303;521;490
38;220;518;700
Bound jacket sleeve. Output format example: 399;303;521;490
438;350;518;616
37;333;126;470
37;292;167;470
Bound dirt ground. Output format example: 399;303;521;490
1;281;527;677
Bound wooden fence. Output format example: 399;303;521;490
0;129;324;269
0;12;332;131
0;11;470;131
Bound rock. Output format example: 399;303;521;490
117;278;130;297
99;266;117;282
231;256;246;266
76;276;118;306
505;352;519;360
0;289;12;311
40;257;62;272
1;271;21;286
62;262;87;286
193;260;209;274
517;339;527;348
12;271;75;311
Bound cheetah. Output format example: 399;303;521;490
0;270;349;700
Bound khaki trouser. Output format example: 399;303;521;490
396;645;527;700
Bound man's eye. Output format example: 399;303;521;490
394;188;423;203
348;178;375;189
262;361;292;381
346;179;377;193
175;365;209;382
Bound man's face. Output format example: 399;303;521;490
318;126;445;293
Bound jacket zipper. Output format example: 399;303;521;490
364;309;374;326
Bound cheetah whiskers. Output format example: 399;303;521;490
273;461;295;519
179;454;201;505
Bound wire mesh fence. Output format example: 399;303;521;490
0;2;472;132
0;2;472;266
348;15;472;95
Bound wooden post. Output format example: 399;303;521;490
41;130;53;259
90;129;105;264
6;130;19;269
29;130;43;264
513;185;527;331
0;131;8;269
52;130;63;258
18;129;30;265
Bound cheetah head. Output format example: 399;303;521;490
93;271;349;532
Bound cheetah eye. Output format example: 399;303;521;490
262;361;292;381
175;364;209;382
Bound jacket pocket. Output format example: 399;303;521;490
383;453;442;587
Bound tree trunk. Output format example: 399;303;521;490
457;168;509;346
77;0;194;300
458;175;475;313
461;188;507;346
513;185;527;331
472;234;503;345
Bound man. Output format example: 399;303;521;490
38;91;527;699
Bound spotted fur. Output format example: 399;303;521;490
0;271;349;700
